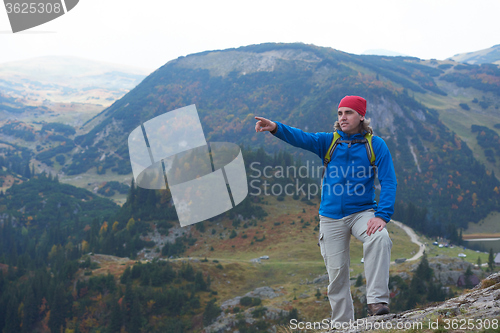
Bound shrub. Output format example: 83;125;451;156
459;103;470;111
240;296;252;306
203;299;221;326
252;306;267;318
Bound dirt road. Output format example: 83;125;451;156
391;220;425;262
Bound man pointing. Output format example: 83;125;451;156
255;96;397;322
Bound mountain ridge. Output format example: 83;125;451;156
448;44;500;65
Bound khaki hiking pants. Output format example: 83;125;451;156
318;209;392;323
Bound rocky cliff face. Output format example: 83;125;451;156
426;255;484;286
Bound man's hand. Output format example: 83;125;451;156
254;116;277;133
366;217;387;236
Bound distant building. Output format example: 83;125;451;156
495;253;500;266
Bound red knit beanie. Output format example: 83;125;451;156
338;96;367;117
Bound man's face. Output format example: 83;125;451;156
338;107;364;134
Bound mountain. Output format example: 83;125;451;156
62;43;500;236
448;44;500;65
0;56;150;106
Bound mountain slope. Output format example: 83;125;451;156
448;44;500;65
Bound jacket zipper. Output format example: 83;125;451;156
341;134;352;216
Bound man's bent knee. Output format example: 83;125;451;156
369;229;392;246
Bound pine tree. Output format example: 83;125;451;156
23;161;31;179
128;296;142;333
123;280;135;325
48;284;67;333
108;295;123;333
195;271;207;291
22;287;38;333
121;266;131;284
415;253;433;281
355;274;363;287
3;295;21;333
488;248;495;271
203;299;221;326
464;266;474;289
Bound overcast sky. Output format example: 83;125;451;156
1;0;499;71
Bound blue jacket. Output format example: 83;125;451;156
272;121;397;222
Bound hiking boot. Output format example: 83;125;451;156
367;303;390;316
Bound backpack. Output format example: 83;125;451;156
322;132;376;179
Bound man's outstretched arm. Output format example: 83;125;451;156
254;116;331;159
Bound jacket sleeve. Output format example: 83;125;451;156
372;137;397;222
271;121;332;160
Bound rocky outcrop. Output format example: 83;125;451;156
243;286;281;299
204;305;288;333
138;224;192;260
175;49;323;77
317;272;500;332
204;286;286;333
426;256;484;286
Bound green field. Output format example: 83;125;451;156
464;211;500;235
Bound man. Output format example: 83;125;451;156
254;96;397;323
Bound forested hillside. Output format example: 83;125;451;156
0;146;304;332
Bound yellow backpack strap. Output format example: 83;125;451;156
364;133;376;166
322;132;341;180
324;132;341;164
